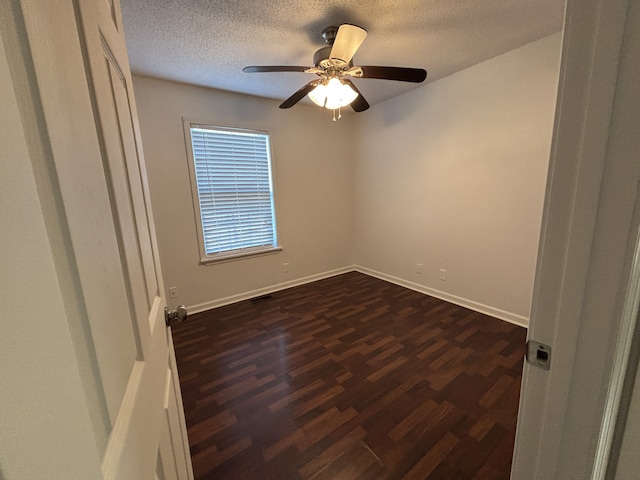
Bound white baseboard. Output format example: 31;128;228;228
187;266;356;314
188;264;529;329
353;266;529;328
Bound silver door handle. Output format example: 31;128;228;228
165;305;187;327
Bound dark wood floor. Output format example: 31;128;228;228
172;271;526;479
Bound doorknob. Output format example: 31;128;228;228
165;305;187;327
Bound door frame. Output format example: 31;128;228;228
512;0;640;477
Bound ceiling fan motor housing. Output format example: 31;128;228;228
313;46;332;67
313;46;352;70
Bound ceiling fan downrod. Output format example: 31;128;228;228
321;26;338;45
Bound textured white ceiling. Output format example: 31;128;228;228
120;0;565;108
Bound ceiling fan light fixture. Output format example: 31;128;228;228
308;78;358;110
244;23;426;114
308;83;328;107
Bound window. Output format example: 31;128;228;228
184;121;279;263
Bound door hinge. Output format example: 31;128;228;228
526;340;552;370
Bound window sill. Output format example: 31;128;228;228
200;246;282;265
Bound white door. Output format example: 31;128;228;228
0;0;192;479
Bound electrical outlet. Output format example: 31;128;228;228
169;287;178;299
439;269;447;281
283;263;290;273
416;263;423;274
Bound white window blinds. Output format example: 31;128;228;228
188;125;277;258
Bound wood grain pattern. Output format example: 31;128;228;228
172;272;526;479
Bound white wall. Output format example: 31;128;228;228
132;76;356;311
353;33;561;325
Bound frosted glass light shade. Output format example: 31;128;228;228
308;83;328;107
308;78;358;109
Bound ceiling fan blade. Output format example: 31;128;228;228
330;24;367;64
243;66;310;73
358;66;427;83
342;79;369;112
279;81;320;109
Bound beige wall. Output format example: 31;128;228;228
133;33;561;322
354;33;561;324
132;77;356;311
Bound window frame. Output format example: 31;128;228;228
183;119;281;264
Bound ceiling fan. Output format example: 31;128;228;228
243;24;427;118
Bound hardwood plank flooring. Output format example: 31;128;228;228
172;272;526;479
